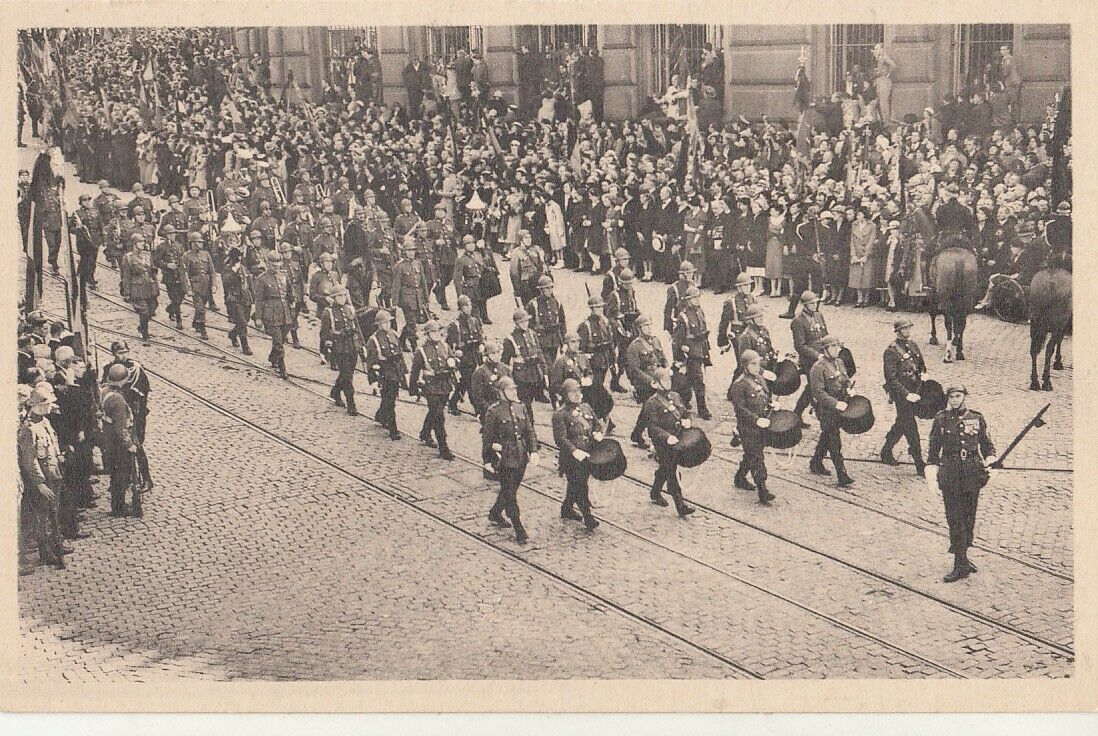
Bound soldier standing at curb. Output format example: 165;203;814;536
101;365;142;518
18;385;69;567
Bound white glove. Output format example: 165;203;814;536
920;373;928;381
762;370;777;382
835;401;848;412
592;431;604;442
580;376;592;386
530;452;540;466
666;435;679;446
756;417;770;429
681;418;692;429
572;449;589;462
491;443;503;452
906;392;920;403
984;455;999;469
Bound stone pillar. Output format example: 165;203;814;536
886;25;942;123
379;26;413;107
600;25;641;121
483;25;519;106
1014;24;1071;122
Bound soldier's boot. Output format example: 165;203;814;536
650;475;669;507
346;392;358;417
583;511;599;530
131;488;143;518
290;330;301;349
696;393;712;420
420;423;437;448
560;501;583;521
513;522;529;545
672;492;695;518
879;431;900;465
438;441;455;461
488;503;511;528
330;384;344;407
609;370;625;393
733;466;756;491
139;316;151;342
388;423;401;441
228;326;239;347
729;431;742;448
943;553;971;583
175;309;184;329
39;545;64;570
447;399;462;416
436;288;450;311
630;425;649;449
239;334;253;356
809;453;831;476
278;357;289;380
835;456;855;487
757;482;775;505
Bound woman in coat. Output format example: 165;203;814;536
764;203;786;296
847;207;877;307
545;194;567;267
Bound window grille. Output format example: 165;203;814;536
652;24;722;92
831;24;884;92
954;24;1015;95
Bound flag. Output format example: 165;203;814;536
448;114;462;169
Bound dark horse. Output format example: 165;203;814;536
928;239;981;362
1028;267;1072;391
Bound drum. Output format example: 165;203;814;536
673;427;712;468
770;359;802;396
480;267;502;300
990;277;1027;324
838;346;857;377
913;379;946;420
583;384;614;419
588;438;627;481
765;409;802;449
652;233;666;253
837;394;874;434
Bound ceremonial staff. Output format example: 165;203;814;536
989;403;1050;470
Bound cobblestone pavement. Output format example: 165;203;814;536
18;143;1072;680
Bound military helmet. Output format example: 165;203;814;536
679;260;696;273
618;268;636;283
496;376;518;394
893;318;914;331
106;364;130;384
614;247;631;260
685;285;702;299
513;308;530;323
799;290;820;305
740;349;762;365
457;294;472;308
560;378;582;394
587;295;605;308
734;272;752;287
537;274;554;289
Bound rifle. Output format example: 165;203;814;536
989;403;1050;469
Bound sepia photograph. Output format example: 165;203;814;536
4;0;1090;714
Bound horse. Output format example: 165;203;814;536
1027;266;1072;391
927;240;981;362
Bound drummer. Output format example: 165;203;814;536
716;272;757;352
550;332;614;433
483;376;540;545
728;350;777;505
732;305;777;381
881;317;928;476
808;335;855;487
790;290;829;427
551;378;603;531
624;315;669;449
636;367;696;518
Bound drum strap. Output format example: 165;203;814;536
770;443;800;470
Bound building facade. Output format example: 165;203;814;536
232;24;1070;124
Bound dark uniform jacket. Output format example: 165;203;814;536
729;372;772;433
552;401;601;469
624;334;668;391
638;390;690;451
322;304;362;355
791;310;828;372
672;305;711;366
549;350;594;396
410;339;456;397
928;407;996;470
483;400;538;468
470;361;511;418
181;248;216;296
452;251;483;299
253;269;294;328
882;337;926;402
502;328;547;387
365;327;406;385
717;291;757;347
526;294;566;354
390;257;429;312
577;314;615;375
663;278;693;333
120;250;160;301
223;263;254;307
734;324;776;369
808;354;850;418
447;313;484;365
153;239;185;284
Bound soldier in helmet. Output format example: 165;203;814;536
17;384;69;567
552;378;603;531
367;215;397;309
526;274;566;362
502;307;548;420
452;234;486;321
321;287;364;416
181;231;216;339
790;290;829;425
391;237;431;353
671;285;713;419
663;259;697;333
808;334;854;487
100;364;143;517
426;202;457;311
732;305;777;381
577;293;615;393
483;376;540;544
605;267;640;393
365;308;406;441
601;247;633;300
447;294;485;415
716;272;758;350
222;246;255;356
410;319;456;460
728;349;777;504
253;250;294;379
637;366;696;517
120;234;160;342
927;384;998;582
509;229;546;306
153;224;187;329
470;338;512;478
550;331;601;419
881;317;928;475
625;315;669;448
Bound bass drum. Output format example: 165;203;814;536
765;409;803;449
769;359;802;396
838;346;857;377
588;438;627;481
583;383;615;419
990;277;1027;324
913;379;946;420
673;427;712;468
838;394;874;434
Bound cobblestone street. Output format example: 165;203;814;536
17;144;1073;681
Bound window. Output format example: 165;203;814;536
524;25;599;53
954;24;1015;95
427;26;483;62
652;24;722;92
831;24;884;92
326;26;378;60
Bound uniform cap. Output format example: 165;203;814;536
734;272;752;286
799;290;821;305
513;308;530;323
560;378;582;394
893;318;913;330
106;364;130;383
434;203;446;212
110;340;130;353
946;384;968;396
740;349;762;365
587;295;605;308
26;310;47;325
742;304;764;320
618;268;636;283
818;334;842;349
424;320;443;334
679;260;696;273
537;274;554;288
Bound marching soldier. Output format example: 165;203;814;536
345;257;375;338
17;384;68;567
605;267;640;393
791;290;829;424
509;229;546;306
716;272;757;351
181;231;216;339
927;385;997;582
153;224;186;329
223;247;255;356
808;335;854;487
71;193;103;292
526;275;567;363
310;252;342;363
391;239;431;353
471;338;512;478
101;365;142;518
601;247;633;300
550;332;600;422
276;241;306;347
446;294;485;415
159;196;189;239
251;199;281;250
410;320;456;460
453;234;486;321
637;367;696;518
321;287;364;416
253;251;294;379
368;216;397;308
577;294;616;393
426;202;457;311
663;260;697;333
365;308;406;441
728;349;777;504
119;235;160;342
671;286;713;419
502;308;548;420
732;305;777;380
311;219;341;266
625;315;668;448
483;376;540;544
881;317;928;476
552;378;603;530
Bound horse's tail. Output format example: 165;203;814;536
1029;268;1073;331
935;248;980;314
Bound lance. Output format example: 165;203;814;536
990;403;1050;470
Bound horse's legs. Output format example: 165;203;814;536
1053;333;1065;370
929;309;939;346
954;313;967;360
1030;325;1044;391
